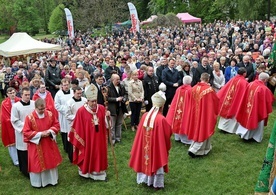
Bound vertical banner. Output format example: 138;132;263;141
127;2;140;33
64;8;74;38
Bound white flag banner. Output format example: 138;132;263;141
64;8;74;38
127;2;140;33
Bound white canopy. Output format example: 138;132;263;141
0;32;61;57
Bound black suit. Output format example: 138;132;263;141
191;64;214;86
143;74;159;111
237;62;255;82
162;67;182;116
107;83;127;116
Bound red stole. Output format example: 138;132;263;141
1;97;21;146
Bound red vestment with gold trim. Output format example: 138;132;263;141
217;75;248;119
166;85;191;134
236;80;274;130
23;110;62;173
184;82;219;142
69;105;108;174
129;113;172;176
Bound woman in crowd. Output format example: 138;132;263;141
128;70;144;131
224;58;239;83
212;61;225;92
61;65;75;81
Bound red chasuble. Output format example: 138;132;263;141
184;82;219;142
166;85;191;134
236;80;274;130
33;90;58;119
23;111;62;173
69;105;108;174
129;113;172;176
217;75;248;119
1;97;21;147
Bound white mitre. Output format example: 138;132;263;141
143;91;166;129
85;84;98;101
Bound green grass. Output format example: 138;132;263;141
0;100;275;194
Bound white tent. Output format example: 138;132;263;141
0;32;61;57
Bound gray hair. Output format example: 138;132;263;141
258;72;269;81
183;75;192;85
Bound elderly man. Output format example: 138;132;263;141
107;74;127;145
11;87;35;177
23;98;62;188
237;55;255;82
129;90;172;189
166;76;193;144
236;72;274;142
191;57;214;86
69;84;108;181
185;73;219;157
1;87;21;165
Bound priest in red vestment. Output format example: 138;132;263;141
69;84;108;181
166;75;192;144
23;98;62;187
236;72;274;142
185;73;219;157
217;68;248;134
32;83;58;119
129;90;172;189
1;87;20;165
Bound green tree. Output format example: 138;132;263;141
48;4;67;34
11;0;42;35
35;0;56;33
0;0;17;34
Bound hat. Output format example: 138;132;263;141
159;83;166;92
143;91;166;129
85;84;98;101
151;91;166;108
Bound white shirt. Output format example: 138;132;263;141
54;89;74;133
65;97;87;127
11;100;35;150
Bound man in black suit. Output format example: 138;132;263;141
237;55;255;82
105;58;122;81
192;57;214;86
107;74;127;145
156;57;168;83
92;73;105;106
162;58;182;116
143;66;159;112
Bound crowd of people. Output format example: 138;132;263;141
0;19;276;189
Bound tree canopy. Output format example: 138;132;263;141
0;0;275;34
